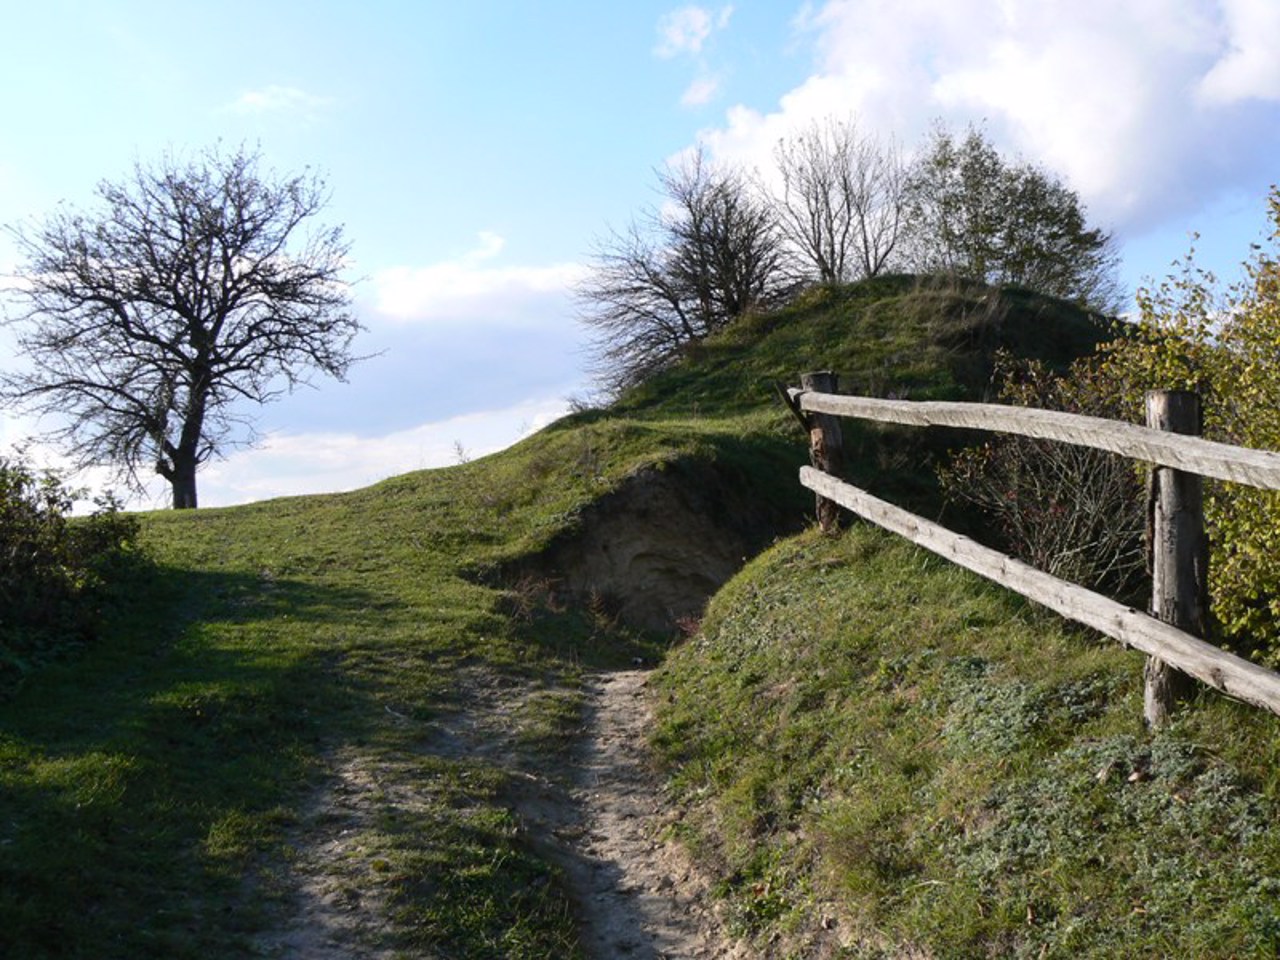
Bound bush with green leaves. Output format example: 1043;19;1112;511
0;456;139;689
1101;187;1280;663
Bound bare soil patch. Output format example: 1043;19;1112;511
253;668;747;959
536;670;749;959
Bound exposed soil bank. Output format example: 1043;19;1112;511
525;463;794;632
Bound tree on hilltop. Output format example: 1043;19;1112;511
579;149;787;393
1;144;363;509
773;116;907;282
902;124;1123;312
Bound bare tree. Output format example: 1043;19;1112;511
580;150;786;392
773;117;907;283
579;221;703;391
2;144;362;508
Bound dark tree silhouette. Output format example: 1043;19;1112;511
579;150;786;392
2;145;362;508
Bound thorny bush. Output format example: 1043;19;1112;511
939;350;1147;600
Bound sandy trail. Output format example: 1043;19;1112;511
253;668;746;959
543;670;747;959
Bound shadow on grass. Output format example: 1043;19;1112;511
0;564;426;960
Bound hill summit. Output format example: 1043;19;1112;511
521;274;1112;631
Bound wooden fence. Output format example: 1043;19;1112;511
785;371;1280;727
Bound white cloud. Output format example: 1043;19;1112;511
370;232;586;323
654;5;733;58
698;0;1280;234
223;85;335;116
3;392;576;511
1199;0;1280;104
681;72;723;107
194;394;572;507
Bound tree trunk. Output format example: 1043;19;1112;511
170;456;199;509
168;386;207;510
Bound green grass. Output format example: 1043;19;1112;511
612;274;1109;421
0;275;1165;957
652;525;1280;957
0;400;810;957
0;424;643;957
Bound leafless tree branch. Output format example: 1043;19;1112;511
1;143;363;508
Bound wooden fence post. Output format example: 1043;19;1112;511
801;371;844;532
1145;389;1208;728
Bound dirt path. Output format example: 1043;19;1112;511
253;669;747;959
543;670;748;959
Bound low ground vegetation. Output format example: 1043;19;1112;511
0;411;785;958
654;526;1280;957
0;457;139;695
3;275;1274;957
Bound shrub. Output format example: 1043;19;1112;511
939;350;1147;600
0;456;140;691
1101;188;1280;664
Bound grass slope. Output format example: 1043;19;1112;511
612;274;1111;521
654;527;1280;957
0;410;802;958
639;279;1280;956
612;274;1109;420
0;276;1149;957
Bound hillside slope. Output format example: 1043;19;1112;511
654;527;1280;958
635;278;1280;957
612;274;1109;420
0;275;1167;958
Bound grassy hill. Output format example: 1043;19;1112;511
654;528;1280;957
4;275;1276;958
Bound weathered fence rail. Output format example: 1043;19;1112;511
787;375;1280;726
788;389;1280;490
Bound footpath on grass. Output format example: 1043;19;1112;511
545;670;749;960
256;668;747;959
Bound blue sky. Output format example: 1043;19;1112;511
2;1;1278;508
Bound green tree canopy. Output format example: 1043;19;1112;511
903;125;1123;312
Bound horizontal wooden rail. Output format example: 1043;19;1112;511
800;466;1280;717
788;389;1280;491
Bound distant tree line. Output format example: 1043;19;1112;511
579;120;1122;393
